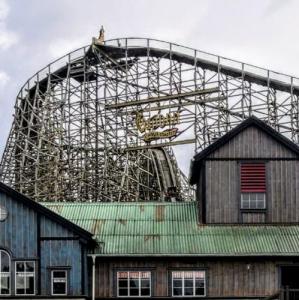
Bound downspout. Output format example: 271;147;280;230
91;255;96;300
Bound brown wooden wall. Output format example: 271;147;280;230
92;257;281;298
202;125;299;224
207;126;297;159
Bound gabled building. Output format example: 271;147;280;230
190;116;299;224
0;182;94;299
1;116;299;299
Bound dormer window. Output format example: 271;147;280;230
240;163;266;210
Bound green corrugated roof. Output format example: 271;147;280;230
43;202;299;256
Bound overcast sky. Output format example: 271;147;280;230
0;0;298;173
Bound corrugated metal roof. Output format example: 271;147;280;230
43;202;299;256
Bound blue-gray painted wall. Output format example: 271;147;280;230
0;191;88;297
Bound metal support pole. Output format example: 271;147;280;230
91;255;96;300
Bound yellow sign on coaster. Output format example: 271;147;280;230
143;128;178;142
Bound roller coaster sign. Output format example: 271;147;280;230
135;111;180;142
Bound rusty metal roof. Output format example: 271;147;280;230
43;202;299;256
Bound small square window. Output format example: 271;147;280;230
51;270;67;296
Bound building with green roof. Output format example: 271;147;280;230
39;117;299;300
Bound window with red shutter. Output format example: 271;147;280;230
240;163;266;209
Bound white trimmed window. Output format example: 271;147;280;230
240;163;266;210
51;270;67;295
15;261;35;295
117;271;151;297
172;271;206;297
0;250;10;295
241;192;266;209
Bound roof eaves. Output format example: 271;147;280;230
0;182;94;242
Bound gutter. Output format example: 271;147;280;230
87;253;299;258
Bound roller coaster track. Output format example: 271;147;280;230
0;37;298;202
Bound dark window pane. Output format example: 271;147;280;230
130;288;139;296
184;279;193;287
173;279;182;287
25;262;34;272
184;287;193;296
129;278;139;288
1;251;10;272
16;262;24;272
118;279;128;288
53;271;66;278
26;276;34;294
195;287;205;295
118;288;128;296
141;279;150;288
141;288;150;296
195;279;204;287
53;282;66;295
173;287;182;296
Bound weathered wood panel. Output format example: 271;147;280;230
40;215;76;237
267;160;299;223
0;190;87;297
93;258;282;298
204;159;299;223
201;124;299;224
242;212;266;223
205;160;239;223
0;192;37;258
208;126;297;159
40;240;83;295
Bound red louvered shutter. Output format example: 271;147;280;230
241;164;266;193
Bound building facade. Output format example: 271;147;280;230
0;182;94;299
1;116;299;299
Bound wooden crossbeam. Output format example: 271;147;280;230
125;139;196;151
105;87;219;109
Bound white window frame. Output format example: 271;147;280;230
171;271;206;297
117;271;151;297
15;261;35;296
0;250;11;296
241;192;266;210
51;270;68;296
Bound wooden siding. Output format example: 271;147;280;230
40;215;76;237
0;190;87;296
40;240;82;295
205;159;299;223
0;192;38;258
93;258;281;298
208;126;297;159
241;212;266;223
202;125;299;224
205;160;239;223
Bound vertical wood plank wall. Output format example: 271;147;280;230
0;191;86;296
203;126;299;223
93;258;280;298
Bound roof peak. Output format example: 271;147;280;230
189;116;299;184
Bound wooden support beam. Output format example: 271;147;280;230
125;139;196;151
105;88;219;109
115;96;227;115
